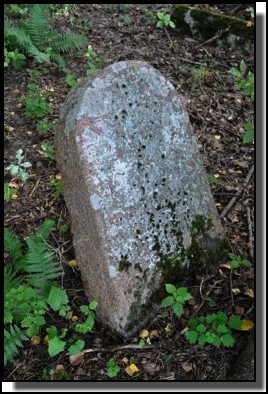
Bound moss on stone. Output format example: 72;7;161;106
171;5;254;43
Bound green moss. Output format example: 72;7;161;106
171;5;254;42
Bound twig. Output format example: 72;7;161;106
29;177;41;198
164;27;173;46
220;165;254;219
195;279;222;313
78;344;155;356
246;207;254;259
196;26;230;49
229;270;234;306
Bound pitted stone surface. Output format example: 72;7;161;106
56;61;227;337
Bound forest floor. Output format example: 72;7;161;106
4;4;254;381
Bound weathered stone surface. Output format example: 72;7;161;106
55;61;228;337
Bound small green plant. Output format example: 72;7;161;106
36;121;53;134
4;220;98;364
246;6;254;19
242;123;254;144
106;358;121;378
5;4;29;16
20;84;52;119
138;339;146;348
161;284;192;318
4;4;87;69
85;45;103;76
207;173;219;185
58;218;69;233
228;253;252;269
186;312;237;347
228;60;254;98
50;175;63;198
4;47;25;69
156;12;175;29
119;4;130;11
66;73;77;88
40;144;55;162
4;182;17;202
6;149;32;182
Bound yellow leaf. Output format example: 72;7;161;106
164;323;173;333
215;203;221;207
69;259;78;267
244;289;254;298
232;288;241;295
247;21;253;27
55;174;62;180
31;336;41;346
125;365;139;376
129;364;139;373
11;194;18;200
139;329;149;338
7;126;14;132
241;320;254;331
215;135;221;140
213;174;220;178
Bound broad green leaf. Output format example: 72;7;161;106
156;21;164;28
211;335;221;347
217;324;229;334
20;161;32;168
175;287;192;301
172;302;183;318
230;260;240;269
229;315;242;330
165;284;176;294
185;330;198;344
80;305;90;315
188;318;198;330
241;259;252;267
89;300;98;310
48;336;66;357
46;326;57;339
169;21;176;28
68;339;85;356
161;296;174;308
47;286;69;311
221;334;235;347
196;324;206;333
198;334;207;346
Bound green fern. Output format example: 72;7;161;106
24;237;62;291
4;325;28;366
4;228;23;261
4;266;23;295
4;4;87;68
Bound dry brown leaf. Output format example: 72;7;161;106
54;364;65;373
69;352;84;365
181;361;193;372
149;329;161;339
31;336;40;346
121;357;129;364
142;362;160;375
234;306;245;315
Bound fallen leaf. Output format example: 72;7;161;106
11;194;18;200
69;352;84;365
55;174;61;180
71;315;79;322
221;263;231;270
213;174;220;178
234;306;245;315
244;289;254;298
125;364;139;376
44;335;49;344
241;319;254;331
121;357;129;364
139;329;149;338
54;364;65;373
142;362;160;375
69;259;78;267
31;336;41;346
164;323;173;333
215;203;222;207
9;182;19;189
215;135;221;140
146;337;151;345
7;126;14;132
247;21;253;27
232;288;241;295
149;329;161;339
181;361;193;372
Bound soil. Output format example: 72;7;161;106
4;4;254;381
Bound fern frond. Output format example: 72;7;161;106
4;265;23;295
48;52;66;69
26;45;51;63
50;32;87;53
4;325;28;366
24;237;62;290
4;228;23;261
5;25;33;51
36;219;55;241
27;4;50;47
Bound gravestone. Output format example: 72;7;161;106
56;61;228;337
